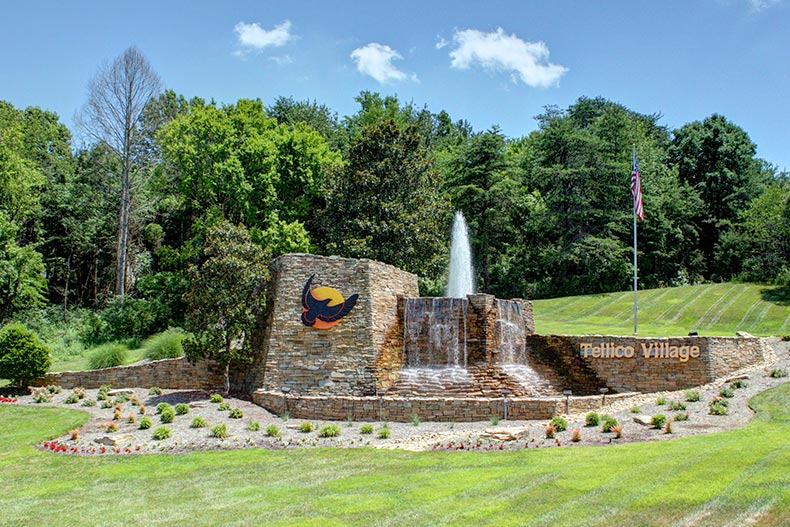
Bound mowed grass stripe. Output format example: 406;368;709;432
533;283;789;336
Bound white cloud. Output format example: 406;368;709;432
749;0;780;11
350;43;416;83
435;36;448;50
234;20;293;54
448;27;567;88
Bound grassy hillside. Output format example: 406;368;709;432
1;384;790;526
533;283;790;337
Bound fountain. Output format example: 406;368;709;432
445;211;475;298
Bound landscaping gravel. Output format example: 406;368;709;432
8;337;789;455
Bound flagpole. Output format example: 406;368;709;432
632;146;638;335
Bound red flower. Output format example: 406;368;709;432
100;447;106;453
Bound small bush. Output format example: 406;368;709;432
31;388;52;403
545;424;557;439
585;412;600;427
630;406;641;414
730;379;748;389
674;411;690;422
265;424;281;438
210;393;224;403
217;401;230;411
82;398;97;407
140;416;154;430
114;392;130;403
360;424;374;434
709;402;728;415
149;386;163;395
601;415;619;433
549;416;568;432
87;343;128;370
0;323;52;385
410;414;421;426
684;390;701;402
228;408;243;419
650;414;667;429
100;399;113;409
669;400;687;411
98;385;112;396
105;422;118;432
247;420;261;431
156;402;172;414
142;328;187;360
191;416;208;428
711;395;729;407
152;426;171;440
571;429;582;442
656;397;668;406
175;403;190;415
377;426;391;439
159;407;175;424
298;421;314;433
280;412;290;421
319;424;341;438
64;392;80;404
719;387;734;398
781;335;790;342
770;368;787;378
73;387;86;399
46;384;62;394
211;424;229;439
489;415;500;425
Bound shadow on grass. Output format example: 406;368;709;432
760;284;790;306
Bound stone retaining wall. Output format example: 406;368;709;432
252;389;640;422
31;358;225;390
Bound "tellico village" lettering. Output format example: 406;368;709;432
579;342;701;362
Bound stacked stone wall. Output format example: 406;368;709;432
31;358;225;390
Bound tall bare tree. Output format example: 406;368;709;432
77;46;161;297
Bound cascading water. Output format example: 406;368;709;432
496;299;526;364
445;211;475;298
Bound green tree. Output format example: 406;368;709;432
323;119;452;280
0;323;51;386
733;182;790;282
0;213;47;320
182;221;270;392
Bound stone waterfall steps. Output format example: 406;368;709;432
386;364;567;398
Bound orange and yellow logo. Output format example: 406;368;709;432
300;274;359;329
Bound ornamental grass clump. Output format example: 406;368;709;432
228;408;243;419
149;386;163;395
191;416;208;428
731;379;748;389
247;420;260;431
585;411;600;427
139;416;153;430
601;415;619;433
669;400;687;411
210;393;224;403
211;424;229;439
159;407;175;424
88;343;128;370
298;421;314;433
319;424;341;438
650;414;667;429
377;426;391;439
719;387;735;398
217;401;231;411
685;389;701;402
175;403;190;415
265;424;281;438
152;426;171;440
142;328;187;360
360;424;374;435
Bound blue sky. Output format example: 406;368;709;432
2;1;788;170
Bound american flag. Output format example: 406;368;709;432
631;152;644;220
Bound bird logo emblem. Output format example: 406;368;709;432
301;274;359;329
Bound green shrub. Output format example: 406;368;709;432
298;421;314;433
217;401;230;411
549;416;568;432
114;392;130;403
31;388;52;403
488;415;500;425
601;415;619;433
669;400;687;411
209;393;224;403
228;408;243;419
719;387;735;398
684;390;701;402
160;407;175;423
656;397;668;406
45;384;61;394
731;379;748;389
149;386;163;395
64;392;80;404
782;335;790;342
674;411;690;422
152;426;171;440
191;416;208;428
98;384;112;396
265;424;281;438
410;414;421;426
87;343;128;370
83;296;167;344
650;414;667;428
156;402;172;414
211;424;229;439
247;420;261;431
0;323;52;386
139;416;153;429
709;402;728;415
319;424;341;438
377;426;391;439
585;412;600;427
142;328;187;360
279;412;290;421
630;406;641;414
360;424;374;434
770;368;787;378
100;399;113;409
175;403;190;415
82;398;97;407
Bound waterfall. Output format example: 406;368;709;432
403;297;468;368
445;211;475;298
496;299;526;364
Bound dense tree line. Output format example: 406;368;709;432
1;49;788;340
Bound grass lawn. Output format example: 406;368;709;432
1;384;789;526
534;283;790;337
